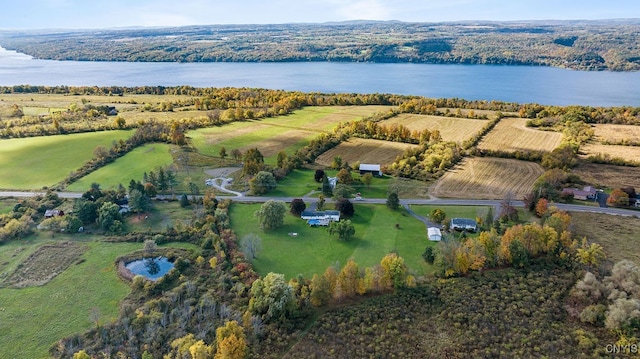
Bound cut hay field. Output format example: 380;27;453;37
229;203;432;279
189;106;391;164
580;143;640;163
379;114;488;143
571;162;640;189
593;124;640;143
0;130;132;190
431;157;544;199
315;138;417;167
67;143;174;191
478;118;563;152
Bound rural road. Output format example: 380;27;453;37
1;191;639;218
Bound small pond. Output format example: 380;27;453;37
125;257;174;281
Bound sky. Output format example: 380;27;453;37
1;0;639;30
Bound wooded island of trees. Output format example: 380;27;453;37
1;19;640;71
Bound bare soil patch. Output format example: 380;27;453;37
478;118;563;152
4;241;88;288
432;157;544;199
204;167;242;178
315;138;417;167
380;114;488;143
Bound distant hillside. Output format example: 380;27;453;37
1;20;640;71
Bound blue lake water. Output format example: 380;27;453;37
125;257;174;281
1;46;640;107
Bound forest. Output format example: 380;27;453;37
1;20;640;71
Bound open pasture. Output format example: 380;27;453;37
67;143;174;191
580;143;640;163
315;138;417;167
592;124;640;144
570;212;640;264
0;130;132;190
478;118;563;152
431;157;544;199
380;113;488;143
571;162;640;189
229;203;432;279
189;106;391;163
0;234;200;359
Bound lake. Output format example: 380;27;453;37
1;46;639;107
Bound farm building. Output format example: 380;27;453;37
301;210;340;226
428;227;442;241
44;209;64;218
359;164;382;176
562;186;598;200
450;218;478;232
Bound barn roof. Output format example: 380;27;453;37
359;164;381;171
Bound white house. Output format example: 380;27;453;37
359;164;382;176
450;218;478;232
428;227;442;241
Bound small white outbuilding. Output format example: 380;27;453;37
428;227;442;241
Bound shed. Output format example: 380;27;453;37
428;227;442;241
359;164;382;176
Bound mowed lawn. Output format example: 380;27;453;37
268;169;393;199
0;130;132;190
0;235;200;359
229;203;433;279
189;106;391;165
67;143;174;191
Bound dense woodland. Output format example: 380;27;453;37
2;20;640;71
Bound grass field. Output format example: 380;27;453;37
125;200;194;232
67;143;174;191
0;130;133;190
593;124;640;143
580;143;640;163
229;203;433;279
478;118;563;152
189;106;391;164
431;157;544;199
570;212;640;264
267;169;393;199
315;138;416;167
379;114;488;143
572;162;640;189
0;234;200;359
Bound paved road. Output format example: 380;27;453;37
1;191;639;218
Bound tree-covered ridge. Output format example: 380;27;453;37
1;20;640;71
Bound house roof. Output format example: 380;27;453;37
301;210;340;217
450;218;477;227
359;164;381;171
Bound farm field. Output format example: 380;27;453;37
431;157;544;199
478;117;563;152
0;130;132;190
315;138;417;167
592;124;640;143
571;162;640;189
379;113;488;143
67;143;174;192
570;212;640;264
580;143;640;163
0;233;201;359
189;106;392;164
229;203;433;279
